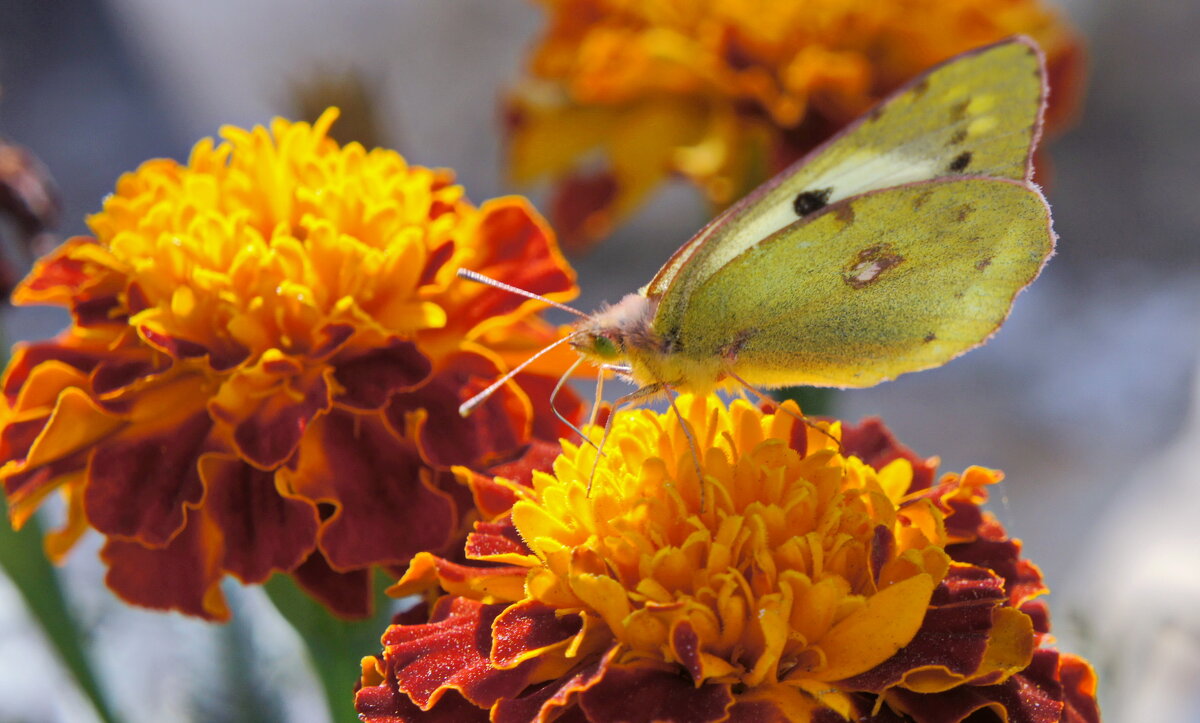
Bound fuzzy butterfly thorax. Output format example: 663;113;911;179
571;293;732;394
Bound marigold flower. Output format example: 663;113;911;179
0;109;583;621
506;0;1085;249
357;396;1100;721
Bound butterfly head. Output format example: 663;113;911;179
569;327;624;362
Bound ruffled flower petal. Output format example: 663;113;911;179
0;109;582;620
358;396;1100;720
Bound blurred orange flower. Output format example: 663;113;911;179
506;0;1084;250
0;109;583;621
357;396;1100;721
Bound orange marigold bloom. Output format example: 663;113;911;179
506;0;1085;249
0;109;583;621
357;396;1100;721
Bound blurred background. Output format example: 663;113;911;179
0;0;1197;720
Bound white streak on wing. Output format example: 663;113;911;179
698;151;943;274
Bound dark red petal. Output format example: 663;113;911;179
357;684;489;723
310;322;355;359
333;340;431;411
492;600;583;667
869;524;894;586
492;649;614;723
514;372;584;444
16;238;95;296
379;596;538;708
459;199;576;330
886;649;1067;723
840;418;936;492
943;497;986;539
101;513;228;621
1022;600;1051;636
1058;654;1101;723
418;240;455;286
91;355;169;395
577;662;735;723
291;550;373;618
220;368;333;469
139;327;249;372
201;456;320;583
3;340;106;402
479;436;565;509
549;171;618;253
388;352;528;469
85;409;211;546
0;414;50;467
312;411;460;568
408;549;528;592
671;620;703;681
465;516;528;558
2;449;89;509
838;564;1007;693
463;466;524;520
948;538;1046;607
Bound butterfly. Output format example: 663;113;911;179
461;36;1054;434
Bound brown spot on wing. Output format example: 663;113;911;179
843;244;904;289
950;100;971;121
955;204;975;222
912;190;935;210
719;328;756;361
948;129;968;145
834;204;856;224
923;332;937;343
976;256;993;271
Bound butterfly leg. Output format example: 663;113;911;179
722;368;842;453
551;356;598;449
664;388;709;511
587;382;666;494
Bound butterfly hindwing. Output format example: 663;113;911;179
647;37;1047;336
659;178;1053;388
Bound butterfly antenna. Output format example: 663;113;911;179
459;333;580;417
456;269;591;320
724;369;843;454
550;356;600;450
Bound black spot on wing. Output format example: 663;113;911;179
948;151;973;173
793;188;833;217
948;129;968;145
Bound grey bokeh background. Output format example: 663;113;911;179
0;0;1197;720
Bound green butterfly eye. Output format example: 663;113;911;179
591;335;619;360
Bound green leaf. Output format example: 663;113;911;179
0;505;119;723
264;571;396;723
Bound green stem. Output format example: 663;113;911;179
264;572;393;723
0;506;120;723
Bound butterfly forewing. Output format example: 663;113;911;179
666;178;1053;388
647;37;1046;335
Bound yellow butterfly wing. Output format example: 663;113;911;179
647;37;1047;326
661;178;1053;388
